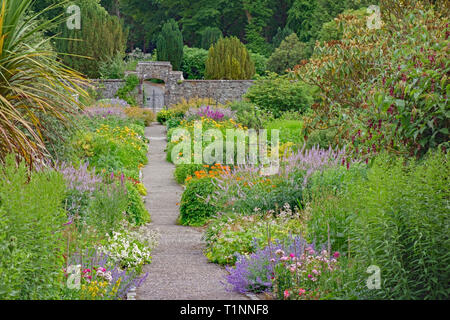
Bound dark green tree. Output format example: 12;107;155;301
200;27;223;50
56;0;127;78
205;36;255;80
271;26;294;48
156;19;184;70
267;33;307;74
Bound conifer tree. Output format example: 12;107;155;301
156;19;184;71
205;37;255;80
200;27;222;50
56;0;127;78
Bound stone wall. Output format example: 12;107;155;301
167;80;254;106
90;62;256;106
90;79;125;99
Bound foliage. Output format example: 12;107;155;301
181;46;208;79
304;150;450;299
66;248;149;300
351;8;449;158
0;156;67;299
348;151;449;299
56;0;127;78
200;27;223;50
157;19;184;71
249;51;268;77
265;119;304;146
73;113;148;179
204;206;307;265
205;37;255;80
174;163;204;184
124;107;155;126
267;33;307;74
229;101;274;130
157;97;219;124
271;26;294;49
0;0;87;166
244;74;313;117
125;181;150;225
293;1;449;157
98;222;158;273
85;182;128;236
272;244;339;300
116;74;140;106
179;176;217;226
99;52;126;79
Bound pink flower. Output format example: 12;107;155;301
280;256;290;262
312;269;319;275
308;274;313;279
333;251;340;259
298;288;306;296
289;253;295;258
284;290;290;299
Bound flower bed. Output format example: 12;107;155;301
0;103;156;300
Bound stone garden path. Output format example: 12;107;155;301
136;124;247;300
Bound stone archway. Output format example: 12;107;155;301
136;61;184;109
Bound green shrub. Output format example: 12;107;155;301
116;74;139;106
174;163;204;184
0;156;67;299
205;37;255;80
249;51;268;77
181;46;208;79
244;74;313;117
125;181;150;225
267;33;308;74
229;100;274;130
99;52;126;79
271;26;294;49
179;178;217;226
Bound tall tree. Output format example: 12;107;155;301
205;36;255;80
267;33;307;74
200;27;223;50
56;0;127;78
156;19;184;70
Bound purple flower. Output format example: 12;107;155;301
84;107;126;119
68;248;148;299
224;236;310;294
54;162;103;194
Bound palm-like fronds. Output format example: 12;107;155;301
0;0;88;165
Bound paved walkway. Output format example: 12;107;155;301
136;124;247;300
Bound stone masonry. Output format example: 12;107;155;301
91;61;255;106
